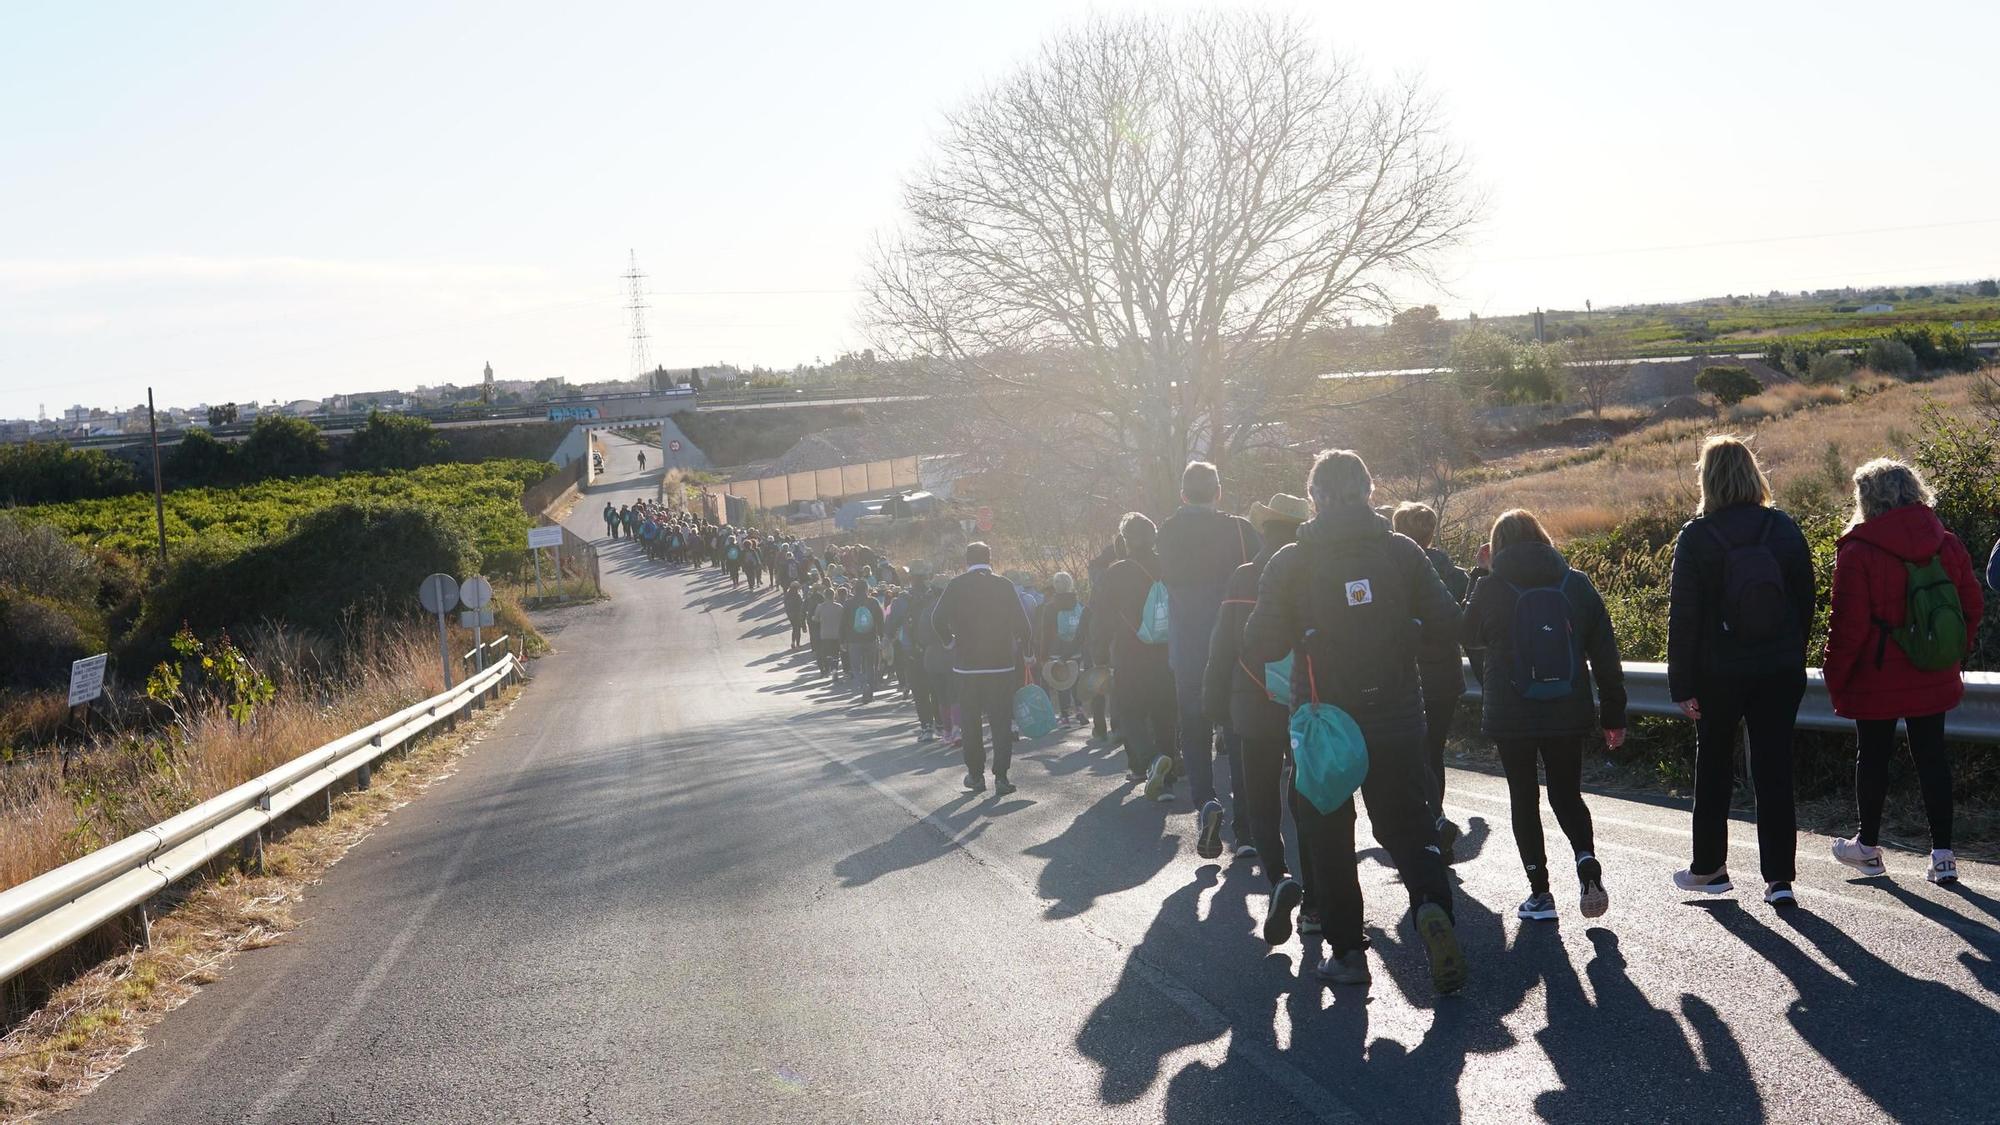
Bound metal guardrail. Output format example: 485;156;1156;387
0;655;520;988
461;634;512;672
1461;660;2000;742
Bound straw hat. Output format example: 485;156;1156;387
1248;493;1311;531
1043;658;1081;693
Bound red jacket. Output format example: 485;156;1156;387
1824;505;1984;721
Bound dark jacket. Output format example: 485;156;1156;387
1418;546;1470;700
1036;591;1086;663
1159;506;1262;677
931;566;1034;674
1988;537;2000;591
1825;504;1984;720
840;594;884;645
1203;551;1288;742
782;584;806;625
1243;506;1457;735
1099;548;1174;694
1461;541;1627;739
1084;542;1122;667
1666;502;1816;701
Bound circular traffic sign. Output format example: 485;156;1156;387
418;573;459;614
459;575;493;610
669;439;682;452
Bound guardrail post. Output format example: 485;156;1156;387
357;760;372;791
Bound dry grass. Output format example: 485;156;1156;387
1451;373;1967;539
0;689;518;1122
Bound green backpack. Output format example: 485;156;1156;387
1886;554;1966;671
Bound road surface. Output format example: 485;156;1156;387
57;459;2000;1123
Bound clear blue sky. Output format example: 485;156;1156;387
4;0;1998;419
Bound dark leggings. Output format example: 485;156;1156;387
1496;735;1596;894
1856;714;1952;851
1240;734;1292;887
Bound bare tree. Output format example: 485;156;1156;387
868;14;1475;511
1564;333;1633;419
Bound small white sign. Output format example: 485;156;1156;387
527;525;565;550
460;609;496;628
459;575;494;609
419;573;460;614
68;653;108;706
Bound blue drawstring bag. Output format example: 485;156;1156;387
1289;653;1369;814
1012;680;1058;739
1137;580;1170;645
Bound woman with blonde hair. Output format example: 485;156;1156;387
1824;458;1983;884
1667;436;1816;904
1461;508;1626;922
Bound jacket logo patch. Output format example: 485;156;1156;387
1345;579;1373;606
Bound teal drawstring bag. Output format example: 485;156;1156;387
1012;676;1058;739
1289;653;1369;814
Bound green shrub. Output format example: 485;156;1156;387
1805;352;1854;384
238;415;328;479
0;441;138;505
347;411;447;471
1694;365;1761;406
0;588;109;690
165;428;237;487
1888;324;1981;373
1864;338;1919;377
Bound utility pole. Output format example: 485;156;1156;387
147;387;168;568
624;250;652;381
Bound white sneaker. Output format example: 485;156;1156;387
1672;868;1734;894
1832;836;1886;877
1927;850;1959;885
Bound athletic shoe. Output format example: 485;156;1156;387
1577;855;1608;919
1832;836;1886;877
1234;844;1259;860
917;727;935;744
1264;878;1304;946
1316;949;1371;986
1125;770;1147;783
1517;892;1558;921
1927;851;1959;885
1672;868;1734;894
1764;881;1797;906
1414;903;1468;994
963;773;986;793
1143;756;1173;802
1196;800;1224;859
1437;817;1462;863
994;775;1017;797
1298;908;1322;936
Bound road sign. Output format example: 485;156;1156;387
669;439;682;452
459;575;494;610
460;609;496;628
418;573;460;614
68;653;108;706
527;525;565;550
976;506;994;533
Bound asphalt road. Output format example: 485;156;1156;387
59;450;2000;1124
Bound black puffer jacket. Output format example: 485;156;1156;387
1666;502;1815;702
1461;542;1627;739
931;567;1033;674
1203;551;1288;742
1243;506;1459;736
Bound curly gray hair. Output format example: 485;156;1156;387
1850;457;1934;525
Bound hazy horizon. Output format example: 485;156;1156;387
6;0;1999;419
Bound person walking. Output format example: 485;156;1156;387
1160;461;1263;859
1037;572;1088;725
1462;508;1626;922
1391;501;1472;858
1084;539;1123;744
1100;514;1182;799
782;581;807;650
903;564;943;741
931;543;1036;795
604;501;619;540
1206;491;1315;944
843;583;886;703
1243;450;1466;993
1824;459;1983;885
814;585;847;681
1667;437;1816;904
638;449;647;472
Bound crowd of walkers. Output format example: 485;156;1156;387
603;438;1989;997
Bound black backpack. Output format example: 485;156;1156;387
1299;538;1417;714
1503;573;1580;701
1704;512;1789;646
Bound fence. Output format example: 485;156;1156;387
534;518;600;596
720;456;922;511
0;656;522;996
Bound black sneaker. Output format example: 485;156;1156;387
1264;878;1305;946
994;775;1017;796
1577;855;1608;919
1437;817;1462;864
1197;800;1224;859
1764;881;1797;906
963;773;986;793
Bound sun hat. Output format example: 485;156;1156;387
1043;659;1081;693
1248;493;1312;531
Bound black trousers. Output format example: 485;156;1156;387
1856;712;1952;851
959;672;1019;780
911;656;938;729
1496;735;1596;894
1114;676;1178;774
1241;733;1298;889
1419;662;1462;815
1692;670;1805;881
1294;721;1451;957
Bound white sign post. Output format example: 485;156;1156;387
68;653;108;707
419;573;460;689
460;575;493;670
527;525;564;600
